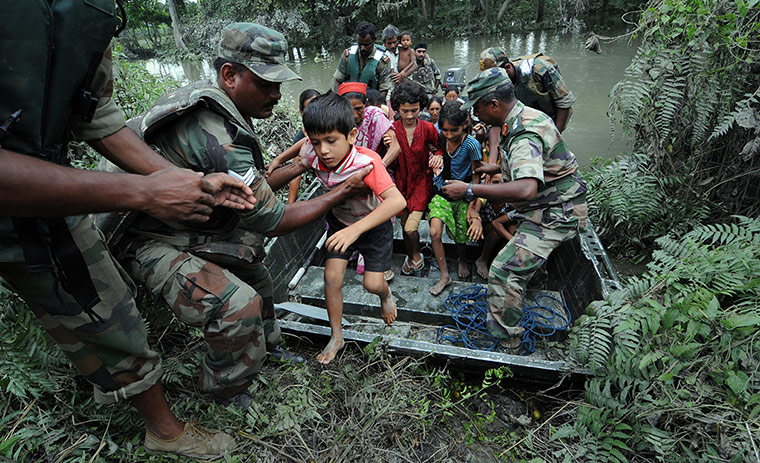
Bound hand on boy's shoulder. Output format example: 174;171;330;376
342;164;374;196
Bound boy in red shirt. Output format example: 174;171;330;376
297;93;407;364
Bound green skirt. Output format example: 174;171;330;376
428;194;470;244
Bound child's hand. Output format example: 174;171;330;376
467;217;483;242
429;155;443;176
265;158;282;177
326;227;361;254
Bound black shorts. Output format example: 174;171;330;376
325;212;393;273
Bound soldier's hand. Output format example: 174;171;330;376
342;164;373;196
142;168;254;223
201;172;256;210
475;162;500;175
441;179;467;200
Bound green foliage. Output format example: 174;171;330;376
552;216;760;461
599;0;760;253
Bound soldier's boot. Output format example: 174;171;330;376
267;344;306;363
213;391;254;411
144;422;235;460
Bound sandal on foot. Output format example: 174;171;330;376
401;256;414;275
412;257;425;272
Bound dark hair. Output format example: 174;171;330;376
481;83;516;105
399;31;412;40
213;57;248;75
382;25;399;42
343;92;367;105
413;42;426;50
303;93;356;138
445;86;460;96
356;21;376;40
390;80;429;111
428;96;443;108
299;89;320;112
439;101;469;128
366;88;384;106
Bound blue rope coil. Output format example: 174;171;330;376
436;285;572;355
518;294;572;355
437;284;500;352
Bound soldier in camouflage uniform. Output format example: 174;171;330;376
122;23;372;406
410;42;442;97
333;21;393;99
0;1;261;458
480;47;575;132
443;68;587;344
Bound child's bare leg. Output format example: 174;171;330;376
476;225;500;279
318;258;348;364
429;218;451;295
287;175;302;204
457;243;470;278
402;214;422;272
363;271;396;325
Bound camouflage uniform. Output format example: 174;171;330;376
410;55;442;95
0;1;161;404
488;100;587;328
479;48;575;121
122;23;299;397
511;53;575;121
334;45;393;94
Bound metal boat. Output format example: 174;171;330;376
265;180;620;381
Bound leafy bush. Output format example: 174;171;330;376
596;0;760;254
549;216;760;462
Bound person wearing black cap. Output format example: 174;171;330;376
410;42;442;97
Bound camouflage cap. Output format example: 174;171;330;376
479;47;509;71
461;67;512;110
218;23;301;83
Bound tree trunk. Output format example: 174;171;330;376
477;0;488;16
420;0;428;18
536;0;545;22
496;0;513;23
602;0;609;11
166;0;189;54
430;0;435;21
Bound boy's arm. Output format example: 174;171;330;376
265;137;307;177
265;156;310;191
325;186;406;254
491;214;515;241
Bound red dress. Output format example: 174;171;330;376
391;118;441;212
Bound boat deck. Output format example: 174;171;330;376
265;181;619;381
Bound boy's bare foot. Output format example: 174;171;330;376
317;336;345;364
475;257;489;279
429;276;452;296
380;294;397;325
458;257;470;279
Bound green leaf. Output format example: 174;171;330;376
723;313;760;329
726;371;749;396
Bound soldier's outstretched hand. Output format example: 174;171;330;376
142;168;254;223
201;172;256;210
342;164;373;196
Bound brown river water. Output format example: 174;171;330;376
145;25;638;167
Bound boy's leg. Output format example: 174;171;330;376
319;257;349;364
363;271;396;325
451;201;471;278
428;217;451;295
476;224;501;279
457;243;470;279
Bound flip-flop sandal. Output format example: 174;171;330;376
401;256;414;276
412;257;425;272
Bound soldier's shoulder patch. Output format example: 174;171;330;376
381;55;390;63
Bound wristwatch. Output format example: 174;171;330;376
464;182;475;202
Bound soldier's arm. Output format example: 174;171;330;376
539;60;575;131
88;126;175;174
377;59;392;100
554;108;570;133
333;51;349;92
268;165;374;237
0;148;247;222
